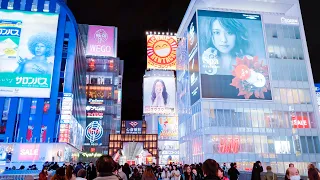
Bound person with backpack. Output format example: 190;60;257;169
262;166;277;180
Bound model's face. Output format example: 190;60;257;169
211;20;236;54
155;81;164;94
35;43;46;56
217;169;223;178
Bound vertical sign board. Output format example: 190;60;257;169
188;14;201;105
59;93;73;143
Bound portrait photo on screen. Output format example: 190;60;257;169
198;10;272;100
143;77;176;114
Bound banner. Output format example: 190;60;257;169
147;35;177;70
158;117;178;140
0;9;59;98
86;25;116;57
198;10;272;100
143;77;176;114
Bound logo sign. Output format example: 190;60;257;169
147;35;177;70
291;116;310;128
219;137;240;154
86;105;105;111
281;17;299;25
88;98;104;105
87;112;104;118
18;144;40;161
125;121;142;134
85;121;103;143
86;25;116;57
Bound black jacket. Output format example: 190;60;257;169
228;167;240;180
87;165;97;180
251;165;263;180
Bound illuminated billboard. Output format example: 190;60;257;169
86;26;117;57
0;9;59;98
158;117;178;140
143;76;176;114
188;14;201;105
198;10;272;100
147;35;177;70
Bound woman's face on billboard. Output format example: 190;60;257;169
211;19;236;54
155;81;164;94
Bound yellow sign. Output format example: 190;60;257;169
147;35;177;70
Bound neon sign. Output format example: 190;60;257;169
218;137;240;154
18;144;40;161
85;121;103;143
87;112;104;118
86;105;105;111
291;116;310;128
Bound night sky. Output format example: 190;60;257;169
67;0;319;120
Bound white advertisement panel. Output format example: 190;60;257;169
0;9;59;98
143;76;176;114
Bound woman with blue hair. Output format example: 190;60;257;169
15;32;55;74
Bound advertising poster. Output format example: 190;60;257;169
147;35;177;70
198;10;272;100
188;14;201;105
143;77;176;114
86;26;116;57
158;117;178;140
0;9;59;98
177;31;190;111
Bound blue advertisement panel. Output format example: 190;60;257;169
198;10;272;100
0;9;59;98
188;14;201;105
176;31;190;111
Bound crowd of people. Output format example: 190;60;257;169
9;157;320;180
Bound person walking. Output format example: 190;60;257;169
262;166;277;180
87;162;98;180
227;163;239;180
93;155;121;180
251;161;263;180
142;166;157;180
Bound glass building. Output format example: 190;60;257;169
78;24;123;158
176;0;319;175
0;0;86;166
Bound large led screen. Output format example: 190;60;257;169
0;9;59;98
198;10;272;100
147;35;177;70
143;77;176;114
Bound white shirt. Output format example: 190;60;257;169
171;170;180;180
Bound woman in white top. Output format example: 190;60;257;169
161;167;171;180
171;165;180;180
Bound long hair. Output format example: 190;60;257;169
200;16;249;58
65;165;73;180
151;79;168;105
143;167;155;178
202;159;219;177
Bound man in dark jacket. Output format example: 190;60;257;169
228;163;240;180
87;162;97;180
251;161;263;180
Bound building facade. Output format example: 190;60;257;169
0;0;86;166
78;24;123;157
176;0;320;175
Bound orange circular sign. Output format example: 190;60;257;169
147;35;177;70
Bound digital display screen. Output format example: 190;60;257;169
198;10;272;100
0;9;59;98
